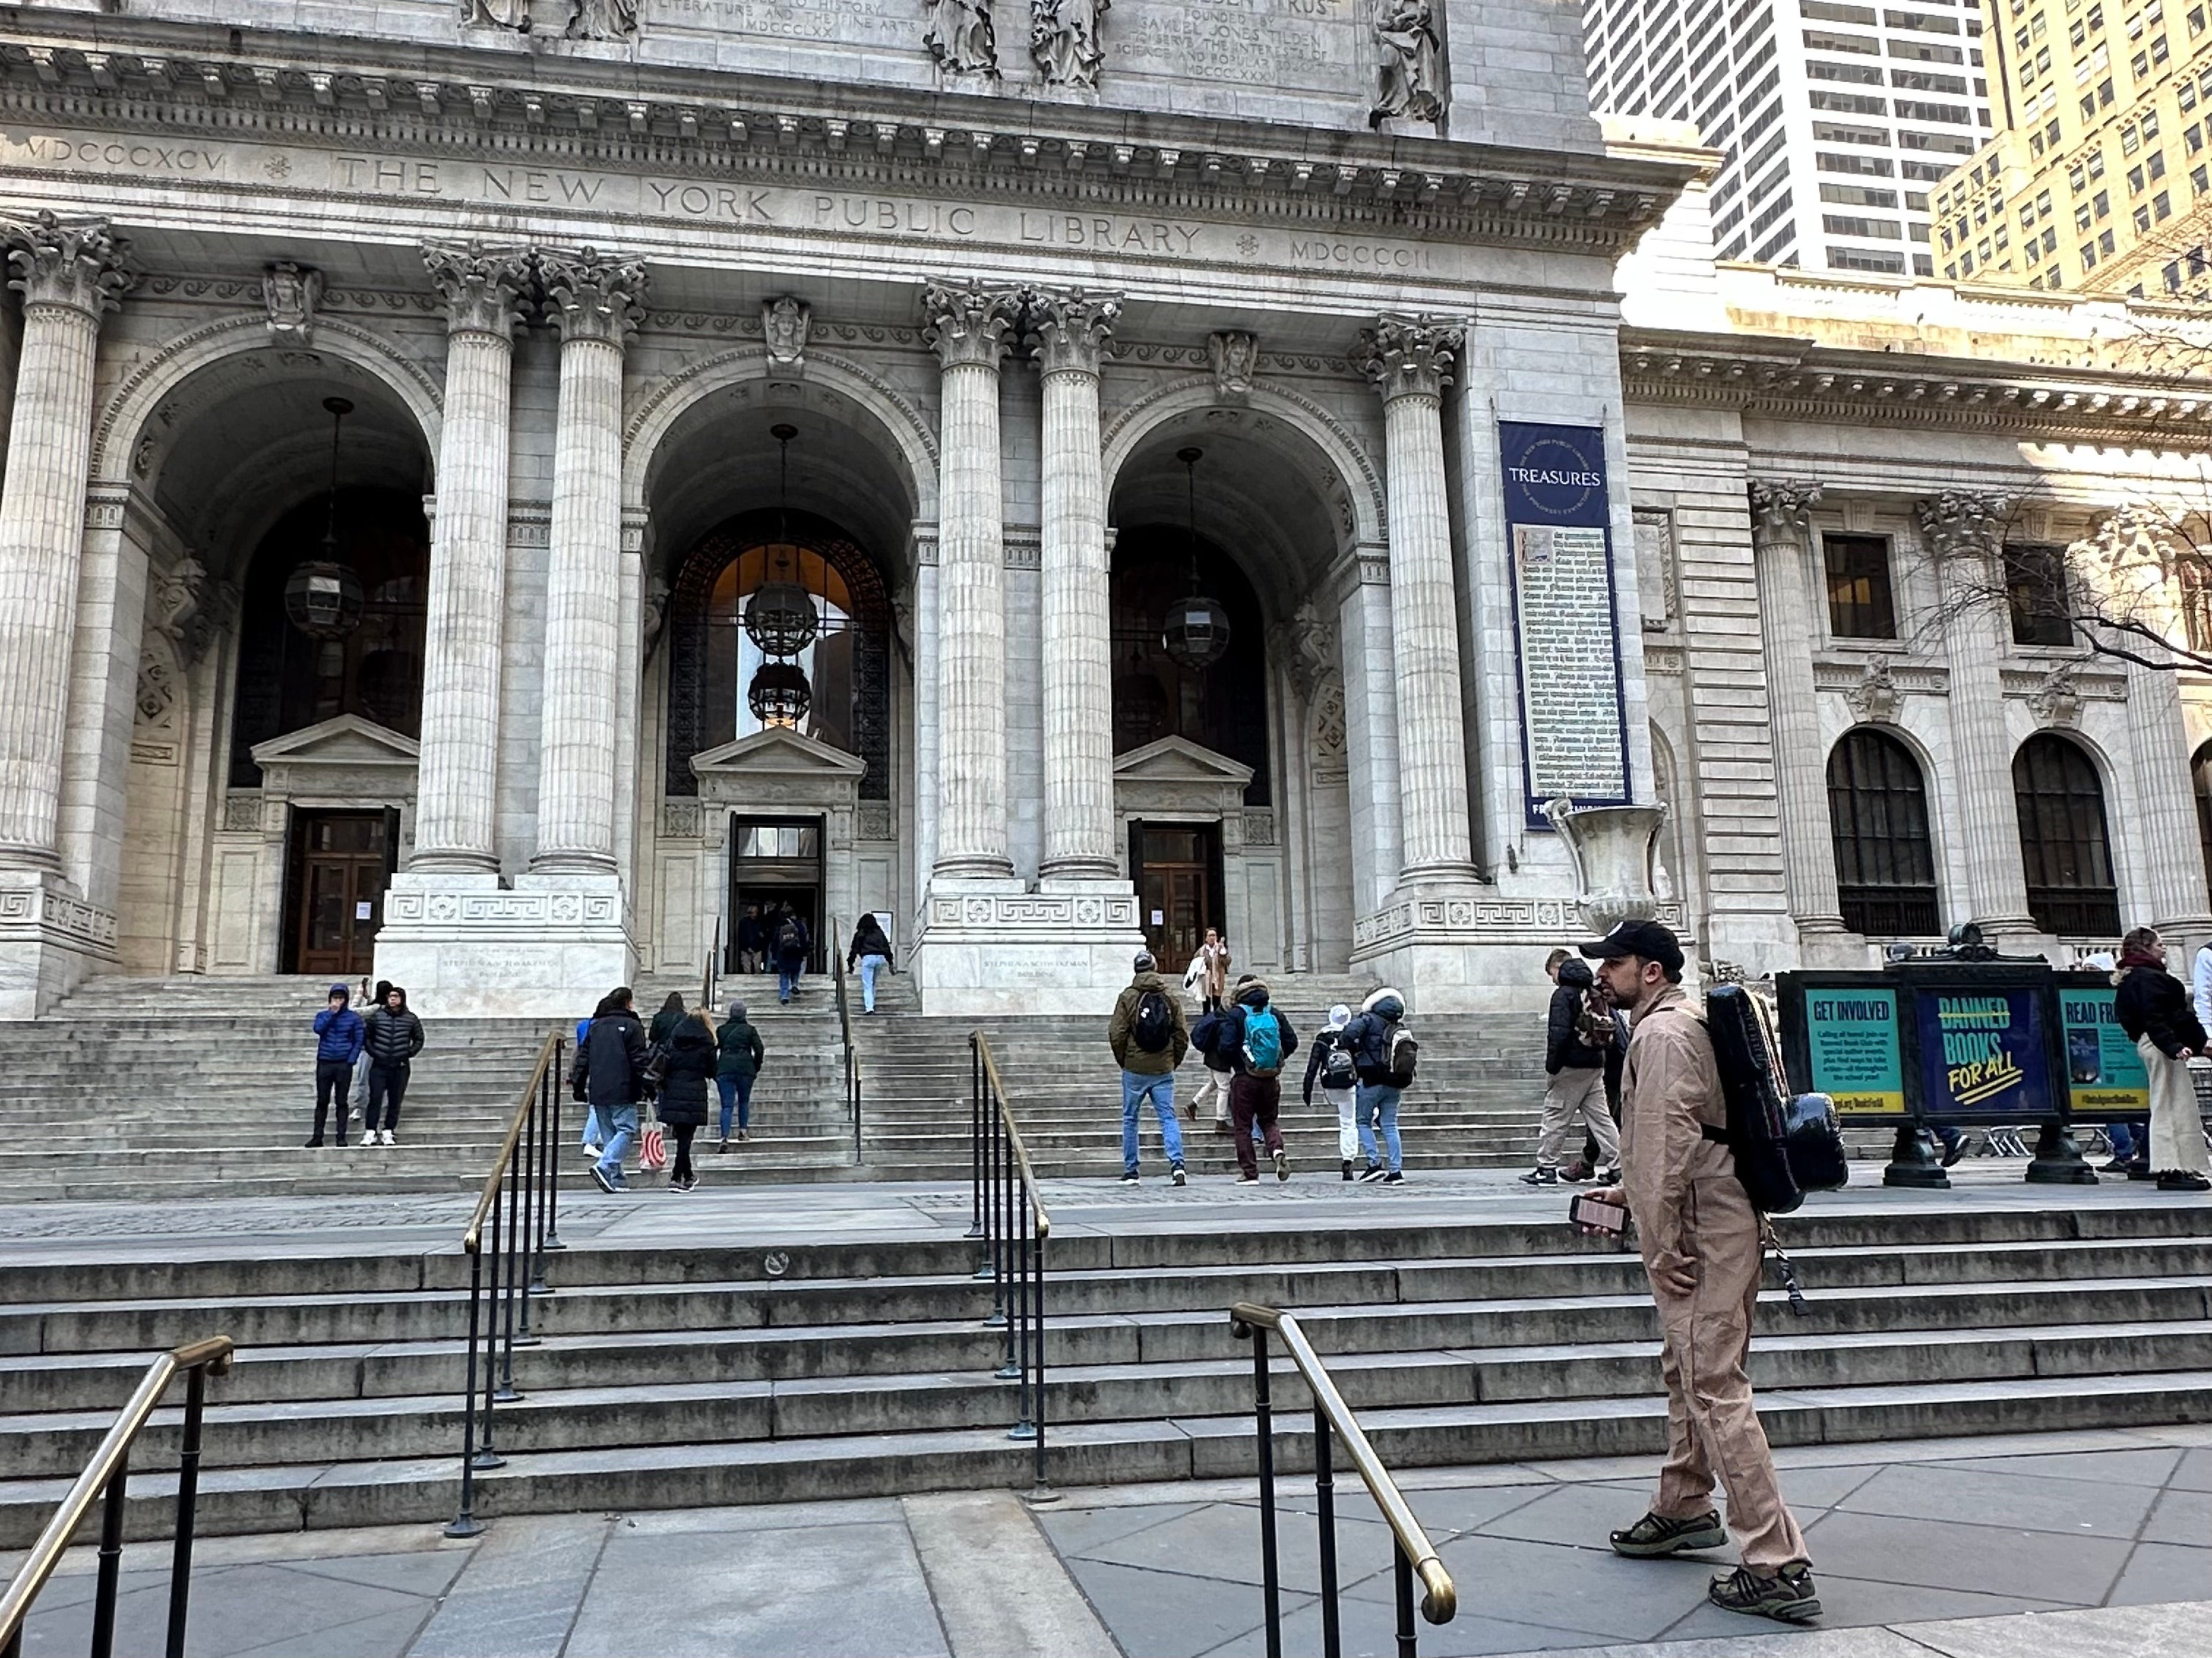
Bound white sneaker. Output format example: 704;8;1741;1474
582;1143;603;1159
359;1131;376;1147
379;1129;396;1146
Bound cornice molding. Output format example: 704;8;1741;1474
0;18;1685;256
1621;324;2212;443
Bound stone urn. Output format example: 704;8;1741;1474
1543;798;1670;935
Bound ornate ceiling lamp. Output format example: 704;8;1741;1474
748;660;812;728
742;423;819;659
282;396;365;639
1162;445;1231;671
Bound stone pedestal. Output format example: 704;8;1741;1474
0;868;116;1019
377;870;630;1019
908;878;1143;1017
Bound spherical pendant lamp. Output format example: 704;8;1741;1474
748;659;812;728
1162;446;1232;671
742;424;819;657
284;397;365;640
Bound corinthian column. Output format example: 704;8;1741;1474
412;244;528;873
1918;491;2039;935
0;213;131;871
1748;481;1845;935
1357;315;1477;887
531;249;646;874
1028;287;1121;882
922;280;1021;883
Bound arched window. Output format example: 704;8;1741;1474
2013;734;2122;937
1827;729;1941;936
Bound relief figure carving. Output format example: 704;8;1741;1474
1031;0;1108;88
1369;0;1443;128
925;0;1000;75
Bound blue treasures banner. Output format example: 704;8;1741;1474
1500;421;1630;826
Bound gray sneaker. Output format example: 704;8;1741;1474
1609;1510;1726;1558
1709;1563;1821;1624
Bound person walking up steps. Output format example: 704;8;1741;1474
308;984;364;1148
715;1001;764;1148
579;987;651;1193
359;984;423;1146
1108;951;1190;1185
1524;953;1622;1186
1197;977;1298;1183
648;991;686;1049
1578;919;1820;1624
1343;987;1415;1183
655;1011;718;1192
1197;928;1232;1015
775;908;810;1004
1303;1003;1361;1180
2114;926;2212;1193
848;913;893;1014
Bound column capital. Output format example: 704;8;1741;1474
1915;489;2012;558
422;241;530;339
921;279;1021;372
1026;287;1120;377
1748;478;1821;546
1355;313;1464;403
538;246;648;347
3;211;132;317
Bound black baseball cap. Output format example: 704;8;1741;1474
1579;919;1685;976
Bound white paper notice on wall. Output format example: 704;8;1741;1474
356;902;372;920
1151;910;1165;926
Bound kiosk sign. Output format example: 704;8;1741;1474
2058;981;2150;1114
1915;987;2052;1120
1802;987;1903;1114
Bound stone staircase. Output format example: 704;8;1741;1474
0;1193;2205;1543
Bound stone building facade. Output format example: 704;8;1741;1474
0;7;2206;1020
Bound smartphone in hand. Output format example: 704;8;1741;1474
1570;1193;1628;1236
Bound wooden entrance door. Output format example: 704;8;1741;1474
1132;824;1219;976
290;811;391;977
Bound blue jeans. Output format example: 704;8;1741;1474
595;1102;639;1186
2108;1122;2140;1159
1121;1070;1184;1175
779;961;802;1002
581;1106;603;1151
1358;1083;1402;1173
859;954;888;1012
717;1074;753;1139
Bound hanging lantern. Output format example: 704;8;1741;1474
1161;445;1233;671
283;559;364;638
748;659;812;727
742;565;819;657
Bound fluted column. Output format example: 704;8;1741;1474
412;244;528;873
0;214;130;871
922;280;1020;883
1918;491;2039;933
1748;481;1846;934
1358;316;1477;886
1028;288;1121;882
531;249;645;874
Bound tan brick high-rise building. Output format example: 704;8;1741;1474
1935;0;2212;291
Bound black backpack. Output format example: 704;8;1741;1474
777;916;803;956
1131;989;1174;1055
1704;984;1848;1214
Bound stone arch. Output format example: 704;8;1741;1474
622;346;939;526
1101;375;1386;553
92;314;443;487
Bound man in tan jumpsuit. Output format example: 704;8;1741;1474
1579;920;1821;1625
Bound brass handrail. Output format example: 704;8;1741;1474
463;1031;563;1254
0;1336;235;1658
976;1036;1051;1239
1230;1303;1456;1624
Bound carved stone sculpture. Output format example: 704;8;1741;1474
1209;330;1257;404
1844;657;1900;723
263;262;320;347
643;575;672;660
2029;663;2082;727
1545;798;1670;935
565;0;638;45
925;0;999;75
461;0;530;34
1369;0;1443;129
147;555;206;651
1031;0;1107;88
3;211;133;314
763;295;811;374
1283;598;1336;699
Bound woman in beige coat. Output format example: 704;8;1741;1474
1198;930;1232;1015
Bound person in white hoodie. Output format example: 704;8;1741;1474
1301;1003;1362;1181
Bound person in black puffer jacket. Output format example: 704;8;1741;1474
654;1012;719;1192
359;984;424;1147
2113;927;2212;1192
1524;955;1621;1186
579;988;652;1193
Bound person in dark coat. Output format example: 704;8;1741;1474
773;909;811;1004
579;987;652;1192
715;1001;765;1148
648;992;687;1048
737;904;764;974
655;1012;718;1192
1194;977;1299;1183
309;984;364;1148
1524;954;1622;1186
847;914;894;1013
358;984;423;1146
2113;927;2212;1192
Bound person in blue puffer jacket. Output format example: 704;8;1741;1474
308;984;364;1148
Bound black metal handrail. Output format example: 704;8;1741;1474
1230;1303;1456;1658
445;1030;565;1539
0;1336;235;1658
702;916;721;1021
831;919;862;1164
969;1032;1052;1499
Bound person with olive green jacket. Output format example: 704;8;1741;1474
715;1001;765;1148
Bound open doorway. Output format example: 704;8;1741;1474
729;815;825;973
1129;821;1223;976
